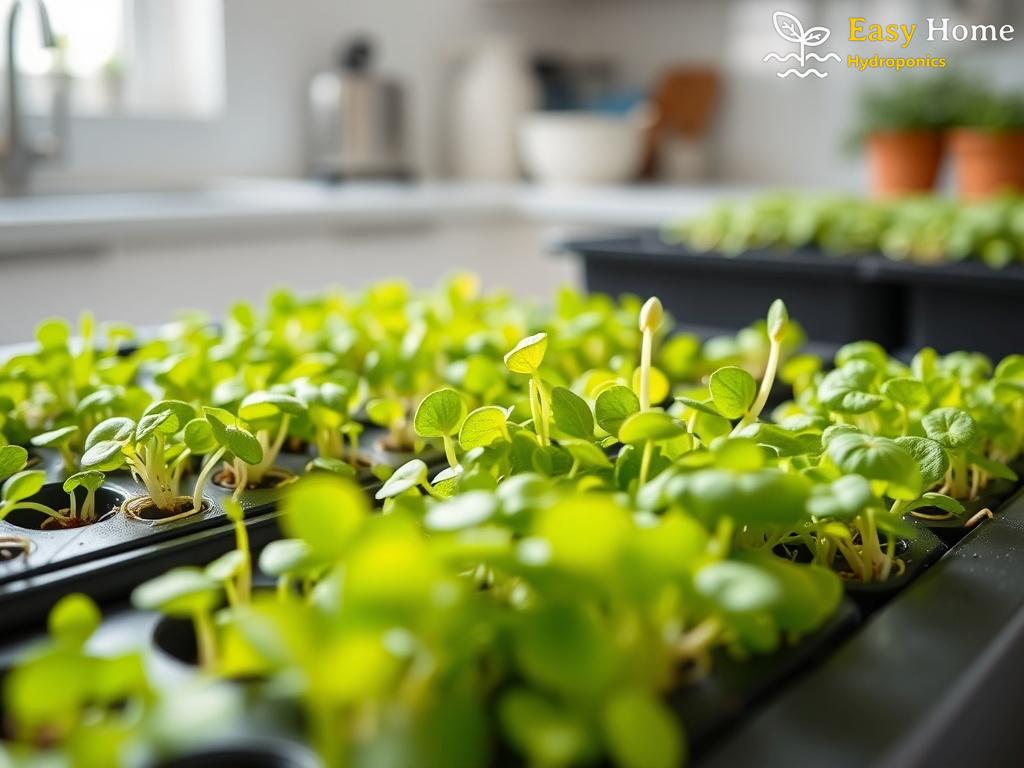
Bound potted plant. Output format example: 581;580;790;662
949;88;1024;200
848;77;958;198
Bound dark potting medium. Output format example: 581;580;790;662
675;599;860;759
698;488;1024;768
840;527;947;614
557;234;904;349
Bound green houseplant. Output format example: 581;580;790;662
949;88;1024;199
848;76;961;198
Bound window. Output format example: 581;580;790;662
2;0;224;118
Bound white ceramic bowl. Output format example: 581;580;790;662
519;110;651;186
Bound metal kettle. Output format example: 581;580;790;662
308;38;408;180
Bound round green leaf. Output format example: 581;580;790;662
413;388;467;438
81;440;126;471
143;399;196;429
551;387;594;440
131;567;221;617
499;689;592;768
504;333;548;374
562;439;613;470
183;418;218;455
513;602;616;698
673;469;811;527
30;426;79;449
258;538;321;577
424;491;498;532
204;411;264;465
922;408;979;451
826;432;922;500
895;436;949;487
375;459;429;500
134;409;179;444
818;363;884;415
365;398;405;428
223;426;263;465
459;406;510;451
205;550;247;582
0;445;28;482
695;559;781;614
603;688;685;768
63;470;105;495
307;457;357;477
84;417;135;451
618;411;683;445
48;593;102;649
808;474;874;519
281;475;368;558
709;366;757;420
881;377;930;410
36;317;70;350
595;386;640;439
2;470;45;505
239;391;306;421
534;495;630;575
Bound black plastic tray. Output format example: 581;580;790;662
873;257;1024;359
697;487;1024;768
558;233;1024;359
0;431;445;632
558;234;904;349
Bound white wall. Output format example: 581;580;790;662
29;0;1024;190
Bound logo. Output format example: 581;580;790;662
763;11;841;78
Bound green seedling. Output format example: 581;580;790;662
205;499;252;607
3;593;149;753
187;407;264;512
375;459;447;501
637;297;663;411
366;396;414;452
504;333;552;446
295;378;365;464
29;425;79;472
414;388;467;469
132;567;223;671
0;445;109;529
735;300;788;431
237;391;307;483
82;400;196;515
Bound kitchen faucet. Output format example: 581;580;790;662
1;0;66;194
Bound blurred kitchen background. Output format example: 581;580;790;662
0;0;1021;342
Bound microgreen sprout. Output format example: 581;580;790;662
4;593;149;750
735;299;788;431
82;400;196;516
132;567;222;671
637;297;663;411
413;388;467;469
504;333;551;446
0;445;109;529
187;407;264;513
204;499;251;607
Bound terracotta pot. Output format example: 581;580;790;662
866;131;943;198
950;129;1024;200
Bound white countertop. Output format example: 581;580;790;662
0;179;752;253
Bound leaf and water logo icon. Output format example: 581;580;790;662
763;11;841;78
